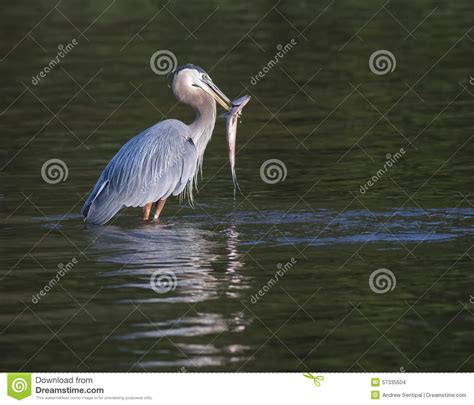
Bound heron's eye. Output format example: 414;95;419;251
202;74;210;81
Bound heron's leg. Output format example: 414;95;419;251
153;199;167;221
143;202;153;220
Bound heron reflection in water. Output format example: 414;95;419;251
85;222;246;303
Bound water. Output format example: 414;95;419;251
1;0;473;372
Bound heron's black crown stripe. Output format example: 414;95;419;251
174;64;207;75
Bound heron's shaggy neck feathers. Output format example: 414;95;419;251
189;99;216;170
184;98;216;203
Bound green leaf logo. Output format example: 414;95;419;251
8;373;32;400
303;372;324;387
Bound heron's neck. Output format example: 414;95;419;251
188;99;216;173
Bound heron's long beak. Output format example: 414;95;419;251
201;78;232;111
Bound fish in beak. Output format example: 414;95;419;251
194;72;250;196
222;95;251;197
199;75;233;111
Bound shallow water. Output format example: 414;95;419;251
1;0;473;371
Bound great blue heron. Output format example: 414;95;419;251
81;64;232;225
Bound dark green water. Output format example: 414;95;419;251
1;0;473;372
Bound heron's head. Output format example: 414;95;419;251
170;64;232;111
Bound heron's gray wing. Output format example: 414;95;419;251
81;119;197;224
